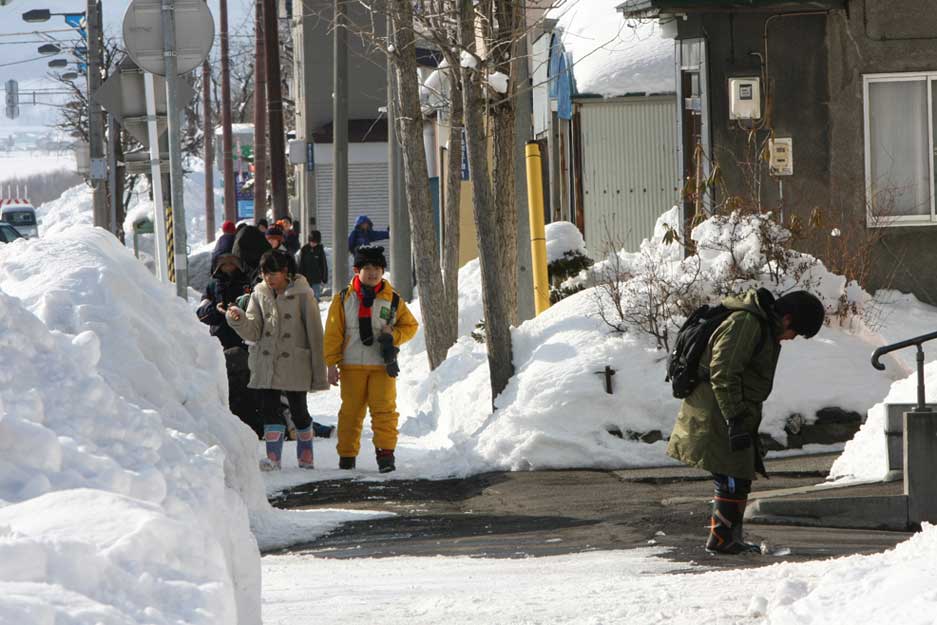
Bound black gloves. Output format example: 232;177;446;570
377;333;400;378
727;418;753;452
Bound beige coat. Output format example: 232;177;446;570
227;275;329;392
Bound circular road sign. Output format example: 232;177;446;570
123;0;214;76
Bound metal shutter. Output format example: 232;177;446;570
315;161;390;252
580;96;679;254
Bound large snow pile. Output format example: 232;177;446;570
551;0;675;97
386;208;915;474
0;228;265;624
122;158;226;251
35;183;94;236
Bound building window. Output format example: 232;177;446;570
864;73;937;226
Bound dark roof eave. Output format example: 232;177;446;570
616;0;845;17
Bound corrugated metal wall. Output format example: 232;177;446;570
315;162;390;253
580;96;679;255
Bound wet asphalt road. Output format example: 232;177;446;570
268;454;910;570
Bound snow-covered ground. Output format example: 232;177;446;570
263;524;937;625
5;156;937;624
0;153;76;184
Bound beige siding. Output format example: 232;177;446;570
580;96;679;255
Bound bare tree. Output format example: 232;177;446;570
455;0;514;400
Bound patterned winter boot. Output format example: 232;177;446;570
376;448;396;474
705;496;761;555
260;424;286;471
297;426;314;469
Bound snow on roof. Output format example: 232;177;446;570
551;0;675;97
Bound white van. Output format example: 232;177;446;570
0;199;39;238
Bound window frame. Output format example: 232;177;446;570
863;72;937;228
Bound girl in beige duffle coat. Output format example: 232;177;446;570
226;249;329;470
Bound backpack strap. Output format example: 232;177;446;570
390;292;400;325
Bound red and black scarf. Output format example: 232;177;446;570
352;275;384;346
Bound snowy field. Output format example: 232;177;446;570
0;153;77;184
4;153;937;623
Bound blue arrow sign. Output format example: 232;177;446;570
64;14;87;40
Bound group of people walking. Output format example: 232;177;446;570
198;212;829;557
198;215;411;473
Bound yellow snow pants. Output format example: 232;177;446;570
336;366;399;458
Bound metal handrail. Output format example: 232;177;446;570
871;329;937;411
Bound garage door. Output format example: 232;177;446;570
315;162;390;253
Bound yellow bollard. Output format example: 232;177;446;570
525;142;551;315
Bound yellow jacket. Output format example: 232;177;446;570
324;279;419;369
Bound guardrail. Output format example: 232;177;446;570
871;330;937;411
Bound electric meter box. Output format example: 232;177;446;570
769;137;793;176
728;77;761;120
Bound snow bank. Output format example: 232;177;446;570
35;183;94;236
387;209;913;474
759;523;937;624
0;228;263;624
551;0;675;97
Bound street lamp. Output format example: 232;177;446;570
47;58;68;69
38;43;61;55
23;9;84;24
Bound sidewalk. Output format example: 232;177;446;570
269;452;912;568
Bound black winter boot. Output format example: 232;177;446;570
339;456;356;470
705;496;761;555
376;448;396;473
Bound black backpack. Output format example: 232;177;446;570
666;304;766;399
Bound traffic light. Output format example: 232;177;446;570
4;79;18;120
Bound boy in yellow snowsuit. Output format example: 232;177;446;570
324;245;418;472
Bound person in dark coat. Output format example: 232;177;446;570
211;220;237;268
196;253;253;349
667;288;825;555
232;224;271;283
347;215;389;255
280;216;301;254
297;230;328;300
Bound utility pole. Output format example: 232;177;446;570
253;0;267;223
332;0;349;292
107;113;119;235
162;0;189;298
293;1;316;239
514;0;535;323
220;0;236;221
387;14;412;300
262;0;287;220
87;0;108;230
203;59;215;241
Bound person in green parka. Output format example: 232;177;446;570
667;288;825;554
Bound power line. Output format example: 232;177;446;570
0;55;49;68
0;29;76;37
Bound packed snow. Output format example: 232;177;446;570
551;0;675;97
263;524;937;625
